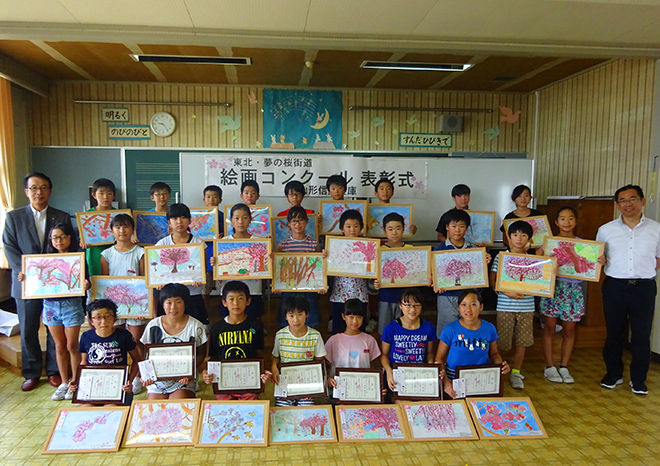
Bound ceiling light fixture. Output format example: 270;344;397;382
129;54;251;65
360;61;472;72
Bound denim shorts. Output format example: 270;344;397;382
42;298;85;327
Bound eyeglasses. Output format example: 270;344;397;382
91;315;114;321
50;235;69;242
152;192;170;198
617;197;641;205
289;219;306;225
27;186;50;192
401;303;422;310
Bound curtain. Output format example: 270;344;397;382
0;76;15;211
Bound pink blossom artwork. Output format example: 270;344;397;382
198;401;269;446
543;237;604;282
337;405;408;441
22;252;85;299
503;215;551;247
320;201;367;234
468;397;548;439
92;277;152;318
326;237;380;279
379;246;430;288
145;244;205;288
224;205;272;238
367;204;413;237
402;401;477;440
76;209;132;246
214;239;272;280
189;208;218;240
270;406;336;444
432;248;488;291
124;400;200;446
495;252;556;298
43;407;129;453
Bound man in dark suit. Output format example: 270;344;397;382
2;172;75;391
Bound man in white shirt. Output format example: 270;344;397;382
2;173;75;391
596;184;660;395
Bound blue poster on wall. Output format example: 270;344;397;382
263;89;342;150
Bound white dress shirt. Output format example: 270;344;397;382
30;204;47;247
596;215;660;279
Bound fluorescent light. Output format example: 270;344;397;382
360;61;472;72
129;54;251;65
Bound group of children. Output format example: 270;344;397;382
30;173;594;405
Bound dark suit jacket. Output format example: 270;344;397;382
2;205;74;299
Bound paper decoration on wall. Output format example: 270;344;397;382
218;115;242;133
263;89;342;149
372;116;385;128
248;91;258;105
499;106;521;124
484;126;500;141
406;114;418;126
348;130;360;139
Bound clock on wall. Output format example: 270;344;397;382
150;112;176;137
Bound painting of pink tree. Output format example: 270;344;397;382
545;238;601;280
503;256;544;282
146;245;204;287
23;253;84;298
382;258;406;283
353;241;377;273
189;210;217;240
270;407;336;443
299;413;329;436
443;258;473;286
326;238;380;279
77;211;126;245
379;247;430;288
199;403;266;445
404;402;478;439
497;253;555;297
339;407;406;440
215;240;272;279
44;408;127;452
94;278;151;318
125;401;198;445
433;249;487;290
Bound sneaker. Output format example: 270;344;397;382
365;319;378;333
630;381;648;395
558;367;574;384
600;375;623;389
132;377;143;395
510;373;525;389
64;386;74;400
51;383;69;401
544;366;563;383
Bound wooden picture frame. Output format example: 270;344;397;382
393;363;443;400
431;248;489;292
335;368;384;404
209;358;264;394
196;400;270;447
269;405;337;444
277;361;327;399
335;404;409;442
272;253;326;292
213;238;273;280
455;364;504;397
378;246;431;288
495;252;557;298
189;207;219;241
465;210;496;246
224;204;272;238
319;200;368;235
91;276;154;319
145;341;196;381
144;243;206;288
123;398;201;447
43;406;130;454
466;397;548;439
72;365;129;405
21;252;86;299
134;211;169;245
324;236;380;279
502;215;552;248
367;203;414;238
401;400;479;441
542;236;605;282
76;209;133;246
272;214;319;248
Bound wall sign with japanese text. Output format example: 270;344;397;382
108;125;151;140
101;107;130;123
399;132;452;148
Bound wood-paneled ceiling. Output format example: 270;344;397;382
1;0;659;93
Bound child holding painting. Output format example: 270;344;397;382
436;183;471;242
200;185;225;318
81;178;117;276
277;180;315;217
500;184;543;248
372;178;417;235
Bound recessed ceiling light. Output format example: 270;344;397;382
360;61;472;72
129;54;251;65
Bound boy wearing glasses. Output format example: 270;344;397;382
277;180;315;217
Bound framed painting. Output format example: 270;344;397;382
276;361;327;399
135;211;169;245
224;204;272;238
367;204;413;238
22;252;86;299
43;406;129;454
393;363;442;400
144;243;205;288
123;399;201;447
465;211;496;245
196;400;270;447
272;215;319;249
431;248;489;292
76;209;132;246
379;246;431;288
335;368;384;404
401;400;478;441
208;359;264;394
72;365;128;405
272;253;326;292
91;276;153;319
503;215;552;248
542;236;605;282
495;252;557;298
335;405;409;442
325;236;380;279
319;200;367;235
455;364;504;397
269;405;337;445
466;397;548;439
145;342;196;381
189;207;219;241
213;238;273;280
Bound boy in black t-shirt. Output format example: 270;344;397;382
202;281;271;400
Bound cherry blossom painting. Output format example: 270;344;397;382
22;252;86;299
43;407;129;454
325;237;380;279
123;399;201;447
214;239;273;280
196;401;269;447
273;253;326;292
495;252;557;298
76;209;132;246
91;276;153;318
401;401;478;441
542;236;604;282
189;207;219;241
503;215;551;247
432;248;488;292
367;204;413;237
320;201;367;235
269;406;337;444
272;215;318;248
145;244;205;288
135;211;169;245
467;397;548;439
379;246;431;288
225;205;272;238
336;405;409;442
465;211;496;245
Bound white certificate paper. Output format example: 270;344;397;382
77;368;125;401
396;367;440;397
460;366;501;396
148;345;194;378
138;360;157;381
219;361;261;390
207;361;221;383
279;364;324;397
336;371;381;402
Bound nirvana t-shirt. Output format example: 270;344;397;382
381;319;437;365
209;317;264;360
78;327;136;365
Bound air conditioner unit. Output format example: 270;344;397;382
439;115;463;132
